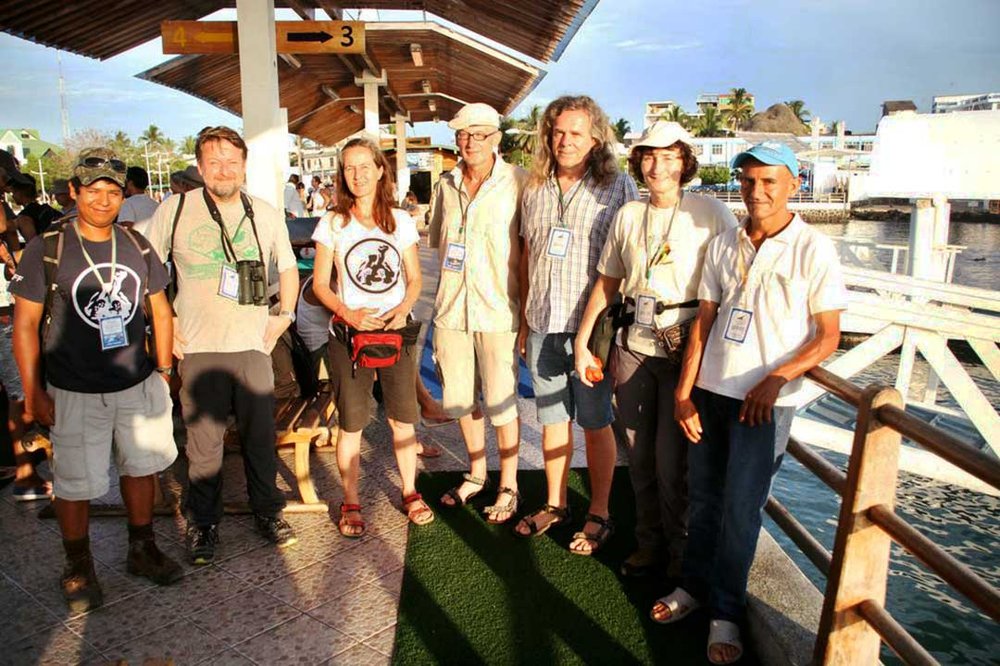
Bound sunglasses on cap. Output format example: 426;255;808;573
78;156;127;172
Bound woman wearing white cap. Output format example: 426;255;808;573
573;121;737;577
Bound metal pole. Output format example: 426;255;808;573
36;158;46;198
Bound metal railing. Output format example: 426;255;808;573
766;366;1000;665
701;190;848;205
830;237;965;283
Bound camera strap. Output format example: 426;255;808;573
202;189;265;266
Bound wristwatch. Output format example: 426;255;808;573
156;366;174;377
279;310;296;323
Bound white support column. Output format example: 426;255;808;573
236;0;284;209
395;113;410;203
355;70;387;138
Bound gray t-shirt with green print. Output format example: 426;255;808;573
146;188;297;354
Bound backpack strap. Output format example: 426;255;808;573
41;223;67;343
167;193;185;301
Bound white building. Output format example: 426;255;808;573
643;101;680;128
932;93;1000;114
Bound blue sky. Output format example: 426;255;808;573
1;0;998;148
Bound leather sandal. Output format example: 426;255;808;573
402;492;435;526
483;487;520;524
514;504;571;538
569;513;615;556
338;503;366;538
440;473;489;508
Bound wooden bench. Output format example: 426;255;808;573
273;380;337;512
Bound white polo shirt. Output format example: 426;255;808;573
695;214;847;405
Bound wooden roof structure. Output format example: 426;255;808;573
0;0;597;63
135;21;543;146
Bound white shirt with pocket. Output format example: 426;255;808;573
695;215;847;405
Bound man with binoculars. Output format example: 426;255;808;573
147;126;301;565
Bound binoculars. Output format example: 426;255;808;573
236;260;267;306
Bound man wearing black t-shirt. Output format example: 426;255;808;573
9;173;60;240
11;148;182;612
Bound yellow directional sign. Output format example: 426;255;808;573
162;21;366;55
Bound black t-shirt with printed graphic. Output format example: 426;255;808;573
10;224;170;393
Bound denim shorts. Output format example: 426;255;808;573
0;321;24;401
525;331;613;429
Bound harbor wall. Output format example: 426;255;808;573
722;202;850;223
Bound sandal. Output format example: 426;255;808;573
338;503;366;538
513;504;571;538
650;587;701;625
440;473;489;508
416;441;442;458
707;619;743;665
483;487;520;524
402;492;435;526
569;513;615;556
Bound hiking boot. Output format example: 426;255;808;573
254;514;297;548
620;547;664;577
127;538;184;585
186;524;219;565
61;556;103;614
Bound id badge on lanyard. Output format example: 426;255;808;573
443;242;466;272
218;264;240;301
546;227;572;259
635;293;657;328
725;236;754;344
99;315;128;351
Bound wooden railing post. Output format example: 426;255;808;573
815;384;904;664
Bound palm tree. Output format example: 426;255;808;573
140;124;164;148
181;135;197;156
724;87;754;132
612;117;631;143
510;104;541;156
661;105;690;130
785;100;810;126
695;106;725;137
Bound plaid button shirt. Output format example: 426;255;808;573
520;170;639;333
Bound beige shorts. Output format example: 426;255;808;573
49;373;178;501
433;328;519;426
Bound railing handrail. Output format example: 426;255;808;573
765;366;1000;664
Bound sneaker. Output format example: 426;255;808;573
254;514;297;548
186;524;219;565
61;556;103;614
127;539;184;585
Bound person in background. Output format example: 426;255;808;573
514;95;639;554
308;175;327;215
118;166;160;232
10;174;60;240
652;143;846;665
51;179;76;218
573;121;737;578
285;174;306;219
311;136;433;538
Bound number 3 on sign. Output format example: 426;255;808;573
340;25;353;47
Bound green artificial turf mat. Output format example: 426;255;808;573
392;467;759;665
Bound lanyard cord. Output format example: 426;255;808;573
643;191;683;281
76;223;117;293
555;171;587;228
202;189;264;264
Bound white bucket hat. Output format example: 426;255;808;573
630;120;692;154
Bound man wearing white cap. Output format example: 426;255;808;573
428;102;528;523
651;142;846;664
574;121;737;578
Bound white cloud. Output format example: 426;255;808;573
614;38;702;52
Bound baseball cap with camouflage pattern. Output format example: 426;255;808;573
73;147;127;187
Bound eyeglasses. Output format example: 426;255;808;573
79;157;127;173
456;130;499;143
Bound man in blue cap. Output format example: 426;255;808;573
648;142;847;664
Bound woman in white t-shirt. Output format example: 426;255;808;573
311;137;433;537
573;122;737;571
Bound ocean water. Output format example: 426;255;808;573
775;219;1000;664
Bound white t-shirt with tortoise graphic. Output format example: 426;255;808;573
311;208;418;318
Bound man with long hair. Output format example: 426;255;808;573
146;126;300;564
515;95;639;553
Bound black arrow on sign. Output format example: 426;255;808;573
287;31;333;43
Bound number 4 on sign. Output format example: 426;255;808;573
161;20;366;55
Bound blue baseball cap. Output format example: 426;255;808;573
731;142;799;176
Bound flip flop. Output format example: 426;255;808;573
707;619;743;665
650;587;700;625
